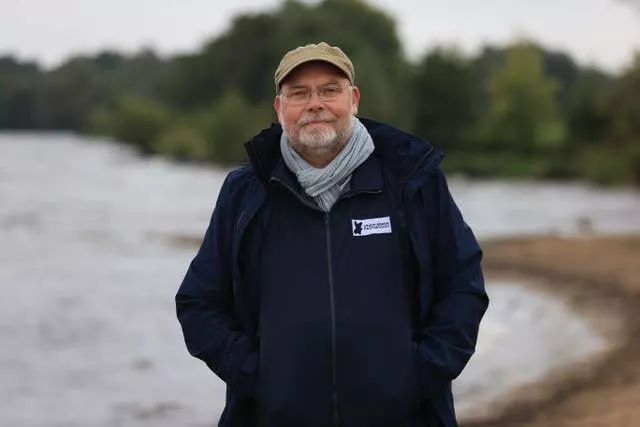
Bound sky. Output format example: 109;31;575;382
1;0;639;72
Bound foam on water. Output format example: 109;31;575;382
454;282;607;416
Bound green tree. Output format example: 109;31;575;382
412;48;477;150
541;50;580;114
611;53;640;142
0;49;171;132
197;91;273;165
153;125;210;162
163;12;280;108
478;42;566;153
103;96;171;153
610;53;640;183
0;57;43;129
567;68;614;146
38;58;108;130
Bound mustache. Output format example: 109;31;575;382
298;113;335;126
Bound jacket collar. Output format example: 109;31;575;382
269;154;384;205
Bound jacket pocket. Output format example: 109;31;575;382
224;336;259;397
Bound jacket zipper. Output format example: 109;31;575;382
271;176;340;424
270;176;393;426
325;212;339;427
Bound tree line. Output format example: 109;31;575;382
1;0;639;185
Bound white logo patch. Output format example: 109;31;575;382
352;216;392;236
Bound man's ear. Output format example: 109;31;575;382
351;86;360;115
274;94;281;118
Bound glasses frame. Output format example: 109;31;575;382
280;83;352;106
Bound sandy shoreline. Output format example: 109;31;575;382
466;235;640;427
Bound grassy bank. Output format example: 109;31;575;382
443;150;640;186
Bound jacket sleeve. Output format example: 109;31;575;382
413;167;489;399
175;173;258;396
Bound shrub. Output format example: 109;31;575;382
106;96;171;153
153;126;209;162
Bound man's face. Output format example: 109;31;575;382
274;61;360;155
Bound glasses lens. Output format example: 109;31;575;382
284;84;347;104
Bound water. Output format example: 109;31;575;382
453;282;607;418
452;178;640;238
1;133;638;426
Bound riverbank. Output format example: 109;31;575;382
467;235;640;427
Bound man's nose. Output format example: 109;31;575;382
306;90;324;109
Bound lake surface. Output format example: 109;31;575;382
1;133;639;426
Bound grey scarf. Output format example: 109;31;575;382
280;117;375;212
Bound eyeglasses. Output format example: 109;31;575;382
281;83;351;105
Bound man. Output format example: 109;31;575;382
176;42;488;427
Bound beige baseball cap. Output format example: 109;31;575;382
274;42;355;91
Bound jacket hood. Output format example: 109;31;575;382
244;117;443;188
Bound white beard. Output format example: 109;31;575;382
297;122;339;150
282;115;354;154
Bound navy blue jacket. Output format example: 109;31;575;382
176;118;488;427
